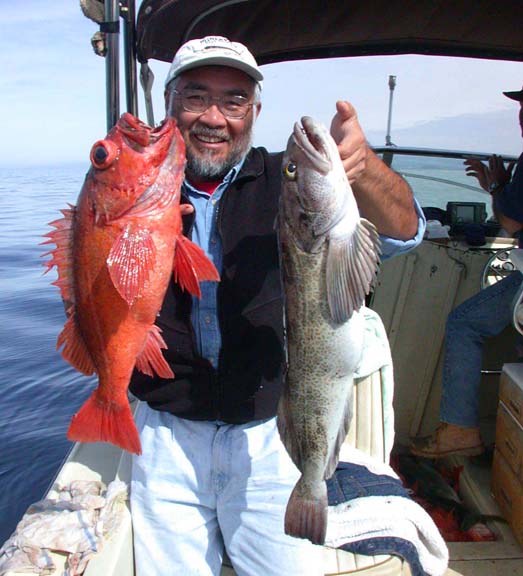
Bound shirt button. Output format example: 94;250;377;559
211;237;217;244
204;315;212;325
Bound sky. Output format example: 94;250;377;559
1;1;522;166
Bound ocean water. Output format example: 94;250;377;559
0;156;487;544
0;163;97;544
390;154;492;217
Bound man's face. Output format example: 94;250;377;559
167;66;261;181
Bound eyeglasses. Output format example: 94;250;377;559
172;89;254;119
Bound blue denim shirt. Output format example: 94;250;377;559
183;158;245;368
183;153;424;365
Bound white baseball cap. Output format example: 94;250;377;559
165;36;263;87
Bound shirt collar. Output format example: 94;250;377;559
183;156;247;196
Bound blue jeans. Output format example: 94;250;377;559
130;404;322;576
440;271;523;426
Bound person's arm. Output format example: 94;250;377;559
330;101;419;240
493;207;523;236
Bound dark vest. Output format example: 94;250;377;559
129;147;286;423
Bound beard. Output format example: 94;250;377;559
185;121;254;181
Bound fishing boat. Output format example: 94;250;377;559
3;1;523;575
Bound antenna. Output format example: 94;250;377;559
385;75;397;147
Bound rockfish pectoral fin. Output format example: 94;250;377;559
135;324;175;379
67;390;142;455
57;312;96;376
173;235;220;298
326;218;381;324
107;225;156;306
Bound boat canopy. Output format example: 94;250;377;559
135;0;523;66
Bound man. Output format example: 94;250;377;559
129;36;424;575
411;84;523;459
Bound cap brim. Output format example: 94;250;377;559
173;56;264;83
503;90;523;102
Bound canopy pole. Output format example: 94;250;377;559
385;75;396;147
383;75;397;166
122;0;138;117
140;63;156;127
105;0;120;130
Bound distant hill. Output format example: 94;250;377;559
366;108;521;157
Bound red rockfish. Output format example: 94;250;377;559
43;113;219;454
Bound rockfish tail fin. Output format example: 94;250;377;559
67;391;142;455
284;477;328;545
326;218;381;324
173;235;220;298
135;324;174;378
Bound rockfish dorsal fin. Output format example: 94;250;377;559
173;236;220;298
135;324;175;379
41;205;76;304
107;223;156;306
326;218;380;324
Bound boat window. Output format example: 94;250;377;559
377;153;493;220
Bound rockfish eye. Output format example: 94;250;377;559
283;162;297;181
90;140;118;169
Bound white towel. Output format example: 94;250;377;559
326;495;448;576
326;448;449;576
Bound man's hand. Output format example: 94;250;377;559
330;100;418;240
330;101;367;184
180;203;194;216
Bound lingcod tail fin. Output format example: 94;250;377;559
67;392;142;455
284;477;328;545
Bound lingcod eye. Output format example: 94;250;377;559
283;162;297;181
90;139;118;169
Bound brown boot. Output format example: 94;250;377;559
410;422;484;458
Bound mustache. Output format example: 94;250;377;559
191;126;230;142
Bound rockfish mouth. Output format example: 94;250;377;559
89;113;173;171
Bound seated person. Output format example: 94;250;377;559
411;85;523;458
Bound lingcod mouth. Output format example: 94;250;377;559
292;116;331;174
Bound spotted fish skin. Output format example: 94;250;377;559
277;116;381;545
